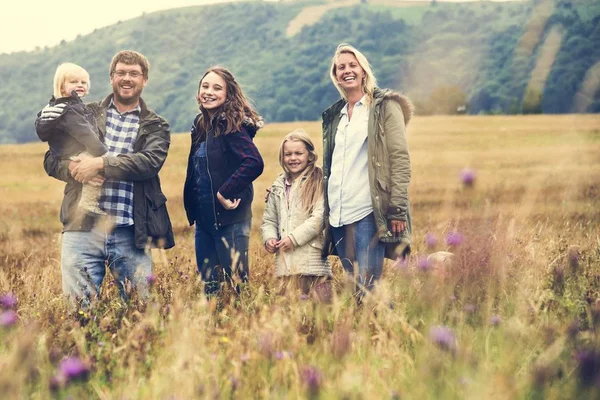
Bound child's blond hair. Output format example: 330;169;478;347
278;129;324;214
53;63;90;98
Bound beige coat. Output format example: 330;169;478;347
262;173;331;277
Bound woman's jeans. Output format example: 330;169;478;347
331;213;385;293
194;204;251;295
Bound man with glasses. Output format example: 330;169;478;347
39;50;174;307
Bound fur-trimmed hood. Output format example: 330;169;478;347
373;88;414;126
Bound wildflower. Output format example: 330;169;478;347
0;293;17;309
489;315;501;326
576;350;600;387
275;351;292;360
417;256;431;272
460;168;476;187
58;356;90;382
463;304;476;313
146;274;156;286
301;365;323;397
429;326;457;354
230;376;240;391
392;257;408;270
240;353;251;362
0;310;17;327
425;233;438;249
299;294;309;301
446;232;464;247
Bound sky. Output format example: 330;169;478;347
0;0;254;54
0;0;516;54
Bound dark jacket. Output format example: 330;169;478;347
183;114;264;229
322;87;414;259
36;91;107;158
42;95;175;250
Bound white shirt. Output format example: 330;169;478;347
328;96;372;227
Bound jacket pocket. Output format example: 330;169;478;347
376;176;390;194
146;191;170;238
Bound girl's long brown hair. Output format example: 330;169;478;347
278;129;323;214
194;66;260;143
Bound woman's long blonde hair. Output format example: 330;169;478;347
329;43;377;105
279;129;323;214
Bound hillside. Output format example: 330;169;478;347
0;0;599;143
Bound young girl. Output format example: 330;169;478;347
262;130;332;299
183;66;264;296
35;63;107;215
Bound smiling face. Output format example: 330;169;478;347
62;74;89;98
110;62;147;106
198;72;227;117
283;139;310;181
334;52;365;94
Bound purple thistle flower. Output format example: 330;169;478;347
59;357;90;382
417;256;431;272
446;232;464;247
230;376;241;391
301;365;323;396
275;351;285;360
240;353;251;362
460;168;476;187
0;293;17;309
0;310;17;327
146;274;156;286
429;326;457;354
425;233;438;249
490;315;501;326
299;294;309;301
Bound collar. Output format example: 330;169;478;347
109;97;141;116
340;95;366;116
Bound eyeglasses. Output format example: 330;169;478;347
113;70;143;78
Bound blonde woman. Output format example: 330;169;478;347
322;43;414;295
262;130;332;300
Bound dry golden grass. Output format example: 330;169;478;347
0;114;599;398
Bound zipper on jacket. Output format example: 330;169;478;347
205;129;219;231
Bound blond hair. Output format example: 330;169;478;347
329;43;377;105
53;63;90;98
279;129;323;214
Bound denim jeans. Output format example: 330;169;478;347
61;225;152;307
194;211;251;295
331;213;385;292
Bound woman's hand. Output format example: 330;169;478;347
276;237;295;252
390;219;407;236
217;191;241;210
265;238;278;254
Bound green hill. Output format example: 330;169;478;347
1;0;599;143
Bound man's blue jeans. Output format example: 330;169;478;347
331;213;385;293
195;218;251;295
61;225;152;307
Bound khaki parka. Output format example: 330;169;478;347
321;87;414;259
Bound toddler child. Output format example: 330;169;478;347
36;63;107;215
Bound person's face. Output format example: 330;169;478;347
335;52;365;93
110;62;147;105
283;139;310;181
62;74;89;97
198;72;227;116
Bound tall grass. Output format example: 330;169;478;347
0;115;599;398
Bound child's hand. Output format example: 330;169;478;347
217;192;240;210
265;239;278;254
276;237;295;252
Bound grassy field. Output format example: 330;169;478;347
0;114;599;398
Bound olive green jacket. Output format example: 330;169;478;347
321;88;414;259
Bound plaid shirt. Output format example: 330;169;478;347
217;129;263;199
99;99;141;226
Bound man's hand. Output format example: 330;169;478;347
276;237;295;252
217;192;241;210
70;157;104;184
39;103;67;121
265;238;278;254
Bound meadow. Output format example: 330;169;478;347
0;114;599;399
